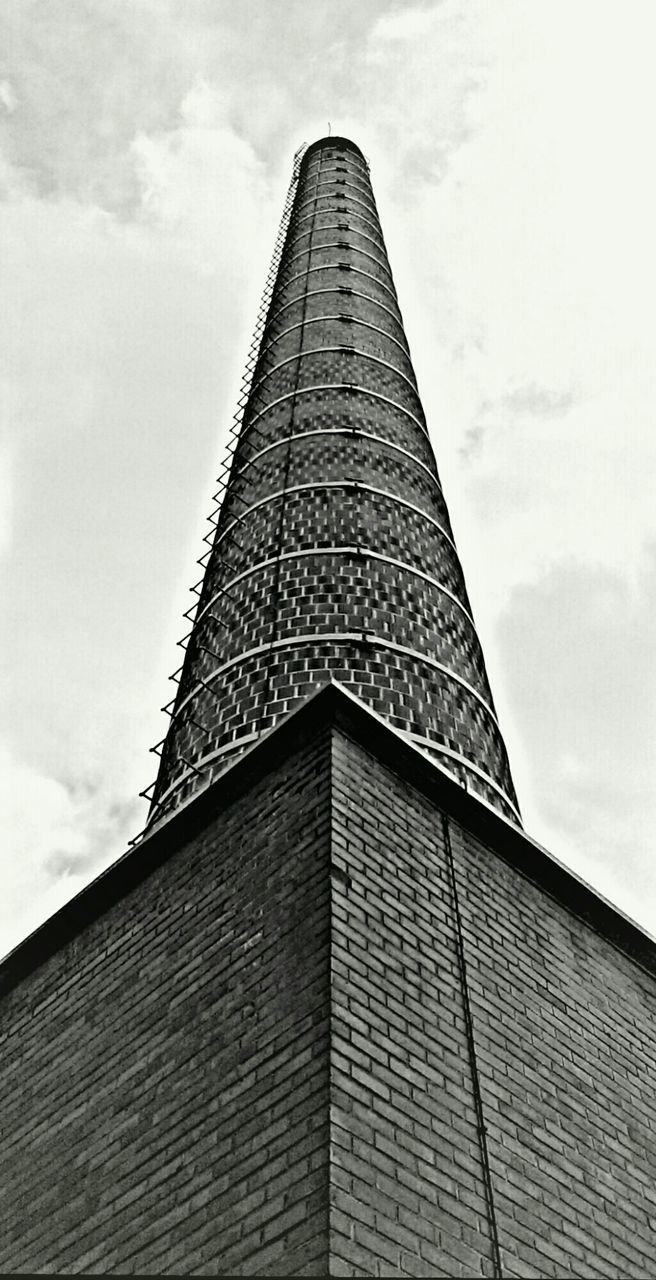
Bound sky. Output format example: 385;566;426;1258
1;0;655;955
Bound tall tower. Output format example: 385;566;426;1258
147;135;520;829
2;138;656;1279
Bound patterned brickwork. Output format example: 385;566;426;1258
149;135;519;828
0;731;332;1276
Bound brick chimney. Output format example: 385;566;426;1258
147;136;519;828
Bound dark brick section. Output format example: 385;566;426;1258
452;819;656;1280
0;731;333;1276
329;724;656;1278
329;731;495;1278
1;687;656;1276
150;135;519;827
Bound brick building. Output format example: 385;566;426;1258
1;137;655;1276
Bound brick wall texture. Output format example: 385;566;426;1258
0;732;332;1277
328;729;656;1279
150;135;519;827
2;711;655;1276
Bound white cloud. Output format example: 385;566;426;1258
0;424;14;557
371;7;437;43
131;78;271;276
373;2;656;622
496;553;656;934
361;0;485;188
0;99;280;923
0;740;141;957
0;79;17;113
0;0;196;210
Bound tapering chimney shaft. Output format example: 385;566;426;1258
149;136;520;826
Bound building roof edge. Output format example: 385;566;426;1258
1;681;654;994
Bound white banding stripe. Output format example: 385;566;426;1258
305;174;376;204
303;149;369;172
172;630;501;734
211;479;456;561
275;262;400;309
264;287;406;342
231;426;440;488
304;150;368;166
291;223;386;259
292;206;385;248
248;347;422;410
296;177;378;214
408;733;521;820
257;316;412;366
295;189;380;224
302;163;371;189
283;241;394;282
194;544;475;633
243;384;430;440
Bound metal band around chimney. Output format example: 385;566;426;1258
242;387;430;441
257;315;413;365
264;288;408;343
231;429;441;491
292;206;386;246
248;349;423;409
274;263;400;309
171;632;501;737
206;480;458;567
194;545;476;633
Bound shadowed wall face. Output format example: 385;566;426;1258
0;732;333;1277
329;730;656;1278
150;137;519;827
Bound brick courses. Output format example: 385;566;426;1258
328;712;656;1277
0;727;333;1276
149;136;519;827
2;687;655;1275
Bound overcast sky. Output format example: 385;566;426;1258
1;0;655;955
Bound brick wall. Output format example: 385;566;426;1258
330;729;498;1278
453;818;656;1279
0;729;332;1276
3;692;654;1276
330;725;656;1278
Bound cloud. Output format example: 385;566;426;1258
372;6;439;42
460;381;577;461
0;0;197;213
0;741;141;957
0;0;398;214
496;551;656;933
0;434;13;556
363;2;487;189
0;80;17;113
0;122;277;791
131;78;270;270
500;384;577;418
